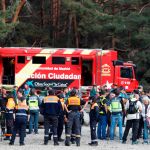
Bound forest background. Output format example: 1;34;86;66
0;0;150;87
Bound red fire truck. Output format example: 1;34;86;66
0;47;138;92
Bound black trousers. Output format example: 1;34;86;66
57;115;64;139
122;119;139;142
1;112;6;134
44;115;58;143
11;117;27;144
66;111;81;137
90;120;97;141
5;113;14;137
137;117;144;139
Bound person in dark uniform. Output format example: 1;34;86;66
40;89;62;146
88;97;99;146
4;94;16;140
64;89;86;146
0;87;8;135
97;90;108;140
57;93;65;142
9;89;29;146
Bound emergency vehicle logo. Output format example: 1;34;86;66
26;81;34;87
101;64;111;76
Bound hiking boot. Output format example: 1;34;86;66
27;131;32;134
132;141;138;145
71;138;75;144
65;142;70;146
34;132;39;135
58;138;64;142
54;142;59;146
65;137;70;146
9;142;14;145
142;141;149;144
88;142;98;146
44;142;48;145
54;137;59;146
20;143;25;146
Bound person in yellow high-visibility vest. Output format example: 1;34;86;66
109;90;123;141
27;89;40;134
4;94;16;140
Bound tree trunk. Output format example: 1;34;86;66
1;0;6;24
112;36;115;49
50;0;60;46
67;13;73;48
73;15;79;48
40;0;44;28
12;0;26;23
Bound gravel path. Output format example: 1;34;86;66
0;126;149;150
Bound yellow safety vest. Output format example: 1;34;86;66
6;98;16;110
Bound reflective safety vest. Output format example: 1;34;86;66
60;98;65;110
98;96;106;115
28;96;39;110
6;98;16;110
44;96;59;103
68;96;80;106
110;98;122;113
91;103;99;110
16;101;29;116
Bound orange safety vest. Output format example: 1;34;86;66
44;96;59;103
6;98;16;110
68;96;80;106
16;100;29;110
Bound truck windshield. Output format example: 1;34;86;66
121;67;133;79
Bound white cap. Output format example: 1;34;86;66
142;95;150;102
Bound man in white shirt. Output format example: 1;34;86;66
122;94;142;145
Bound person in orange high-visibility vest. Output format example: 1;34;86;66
4;94;16;141
64;89;86;147
40;89;62;146
9;89;29;146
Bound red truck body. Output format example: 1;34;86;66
0;47;138;92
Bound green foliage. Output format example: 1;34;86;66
0;0;150;85
0;0;21;44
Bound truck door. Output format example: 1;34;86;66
115;66;138;92
81;58;93;86
2;57;15;85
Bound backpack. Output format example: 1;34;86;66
127;99;138;114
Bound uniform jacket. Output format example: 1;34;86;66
40;95;62;116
